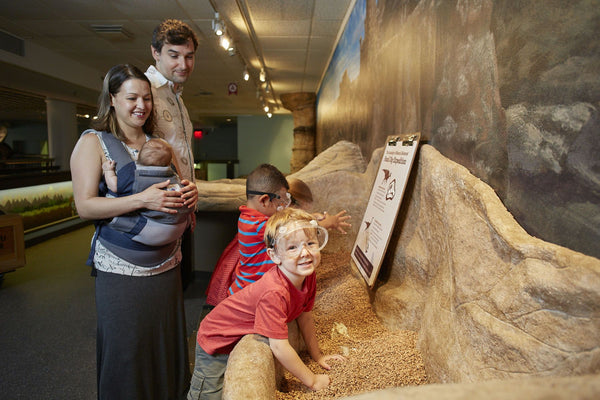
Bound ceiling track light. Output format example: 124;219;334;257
259;68;266;82
243;66;249;81
219;34;231;50
212;12;224;36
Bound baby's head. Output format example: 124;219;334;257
287;177;313;211
246;163;290;216
138;138;173;167
264;208;328;276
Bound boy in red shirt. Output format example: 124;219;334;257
188;207;345;399
205;173;352;307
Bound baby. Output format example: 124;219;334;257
102;138;192;247
102;137;182;193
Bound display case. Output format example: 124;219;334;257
0;214;25;274
0;180;75;232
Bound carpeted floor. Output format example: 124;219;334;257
0;225;209;399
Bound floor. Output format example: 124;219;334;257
0;224;209;399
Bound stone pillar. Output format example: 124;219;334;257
280;92;316;173
46;98;78;171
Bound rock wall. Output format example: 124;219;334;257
371;144;600;383
341;374;600;400
315;0;600;259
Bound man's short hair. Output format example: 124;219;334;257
152;19;198;53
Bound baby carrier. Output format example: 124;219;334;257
85;130;185;267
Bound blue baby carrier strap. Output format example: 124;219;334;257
84;130;177;267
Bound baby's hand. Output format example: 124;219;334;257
102;160;116;172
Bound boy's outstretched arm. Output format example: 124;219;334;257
269;337;330;391
314;210;351;234
297;311;346;370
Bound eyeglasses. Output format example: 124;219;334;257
274;220;328;257
247;190;291;210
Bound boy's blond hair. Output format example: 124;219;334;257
264;207;316;249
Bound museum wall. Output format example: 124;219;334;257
237;114;294;176
316;0;599;259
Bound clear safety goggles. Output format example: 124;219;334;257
274;220;328;257
247;190;291;211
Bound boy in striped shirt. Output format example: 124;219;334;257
228;164;291;295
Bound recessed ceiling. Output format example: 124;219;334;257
0;0;353;125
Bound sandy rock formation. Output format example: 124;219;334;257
371;145;600;382
223;334;277;400
196;178;245;212
196;140;600;396
341;374;600;400
194;140;367;217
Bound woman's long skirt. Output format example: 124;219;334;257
95;266;190;400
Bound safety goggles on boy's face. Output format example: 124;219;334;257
247;190;291;210
274;220;328;257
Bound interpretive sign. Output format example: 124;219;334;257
351;133;420;287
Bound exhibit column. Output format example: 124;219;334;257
46;98;78;172
280;92;316;173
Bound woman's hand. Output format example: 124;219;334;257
138;180;184;214
179;179;198;210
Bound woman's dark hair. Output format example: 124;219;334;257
92;64;155;140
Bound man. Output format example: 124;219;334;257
146;19;199;287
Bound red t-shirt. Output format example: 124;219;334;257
198;266;316;355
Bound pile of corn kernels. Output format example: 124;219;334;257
276;251;428;399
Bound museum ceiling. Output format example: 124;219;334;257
0;0;353;124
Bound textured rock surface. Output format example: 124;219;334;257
340;374;600;400
281;92;318;173
223;334;277;400
196;178;245;212
373;145;600;382
195;140;367;217
505;102;600;258
316;0;600;260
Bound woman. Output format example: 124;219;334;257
70;64;196;399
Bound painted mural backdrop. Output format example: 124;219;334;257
316;0;600;258
0;182;75;231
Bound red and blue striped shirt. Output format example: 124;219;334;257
228;205;275;295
